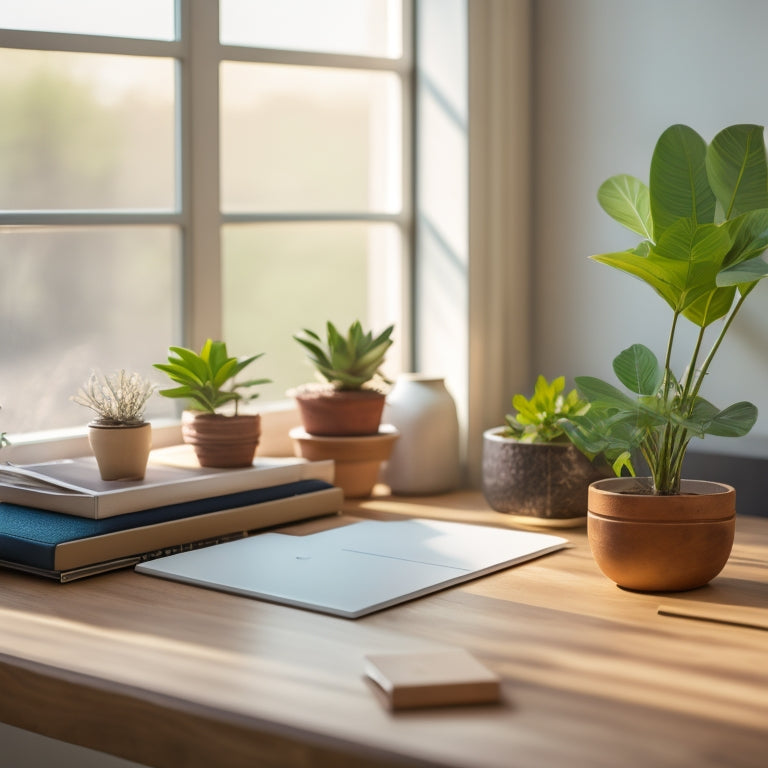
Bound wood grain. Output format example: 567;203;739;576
0;489;767;767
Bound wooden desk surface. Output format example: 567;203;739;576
1;490;767;768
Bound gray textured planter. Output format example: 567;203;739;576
482;428;611;526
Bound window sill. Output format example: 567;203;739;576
2;401;302;465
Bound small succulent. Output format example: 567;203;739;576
72;370;156;426
154;339;271;415
503;375;588;444
294;320;394;391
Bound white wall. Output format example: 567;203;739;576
532;0;768;457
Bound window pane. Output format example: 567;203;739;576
0;227;180;434
0;0;175;40
221;63;401;213
220;0;402;58
0;49;175;211
222;223;403;402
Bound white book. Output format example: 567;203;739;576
0;445;334;519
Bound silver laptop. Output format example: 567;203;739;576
136;518;567;618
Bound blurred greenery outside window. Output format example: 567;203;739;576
0;0;409;441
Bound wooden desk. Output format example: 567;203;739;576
1;490;767;768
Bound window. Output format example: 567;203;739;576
0;0;410;439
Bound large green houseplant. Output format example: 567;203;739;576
562;123;768;591
154;339;270;468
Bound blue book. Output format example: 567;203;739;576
0;479;342;581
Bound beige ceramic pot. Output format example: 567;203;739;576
289;425;399;498
181;411;261;468
293;387;386;436
88;421;152;481
588;477;736;592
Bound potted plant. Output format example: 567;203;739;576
291;320;394;435
154;339;271;468
71;370;156;481
562;123;768;591
482;375;610;527
289;320;398;497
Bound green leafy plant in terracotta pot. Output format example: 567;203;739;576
561;123;768;591
482;375;610;527
72;370;156;480
154;339;271;468
289;320;398;498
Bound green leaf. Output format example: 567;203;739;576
650;124;716;239
574;376;638;410
681;284;736;327
706;124;768;219
717;254;768;286
612;344;663;396
705;401;758;437
597;175;653;240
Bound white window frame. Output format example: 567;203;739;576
0;0;414;463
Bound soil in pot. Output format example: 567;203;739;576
588;477;736;592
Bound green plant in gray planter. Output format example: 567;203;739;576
482;375;609;527
560;123;768;591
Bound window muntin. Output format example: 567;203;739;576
0;0;176;41
221;62;401;214
0;49;176;211
220;0;402;58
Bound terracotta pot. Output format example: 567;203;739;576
293;388;386;436
289;425;399;498
181;411;261;468
481;429;611;527
88;422;152;481
588;477;736;592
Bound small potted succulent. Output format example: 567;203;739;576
291;320;394;436
482;375;609;526
289;320;398;497
72;370;156;481
154;339;271;468
561;123;768;591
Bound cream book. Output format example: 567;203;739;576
364;649;501;709
0;445;334;518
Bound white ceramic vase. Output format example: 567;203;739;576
381;374;460;494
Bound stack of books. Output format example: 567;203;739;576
0;445;342;582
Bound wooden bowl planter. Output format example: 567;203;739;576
481;428;611;527
88;421;152;481
588;477;736;592
181;411;261;468
289;425;399;498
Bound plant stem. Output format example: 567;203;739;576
689;288;752;403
